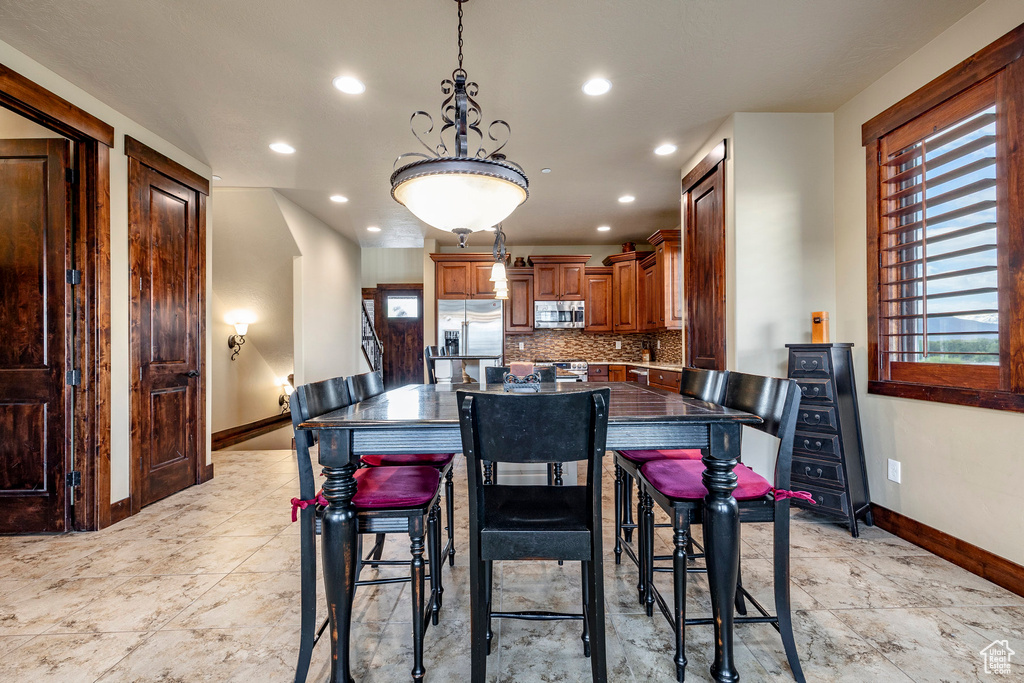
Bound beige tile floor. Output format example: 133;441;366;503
2;448;1022;682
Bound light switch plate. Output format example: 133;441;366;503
615;341;622;349
518;342;524;350
887;459;901;483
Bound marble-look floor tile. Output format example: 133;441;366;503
495;617;633;683
143;535;272;575
0;535;102;580
734;557;822;612
741;609;914;682
0;576;128;635
164;571;298;629
50;573;224;633
499;560;585;614
363;618;502;683
0;634;32;658
205;505;295;537
95;627;269;682
857;554;1024;607
234;532;305;573
834;607;994;682
0;631;150;683
43;537;190;578
226;621;365;682
940;605;1024;678
789;556;921;610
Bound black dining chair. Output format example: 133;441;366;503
483;365;557;383
612;367;729;598
457;387;611;683
424;345;443;385
635;371;806;683
290;376;445;683
346;370;458;568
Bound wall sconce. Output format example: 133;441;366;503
228;322;248;361
279;377;294;413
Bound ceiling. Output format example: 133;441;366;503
0;0;981;247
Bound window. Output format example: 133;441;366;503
387;296;419;319
864;22;1024;412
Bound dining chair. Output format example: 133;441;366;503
612;368;729;606
424;345;443;384
635;371;806;683
290;375;445;683
457;387;611;683
347;370;457;567
481;365;559;486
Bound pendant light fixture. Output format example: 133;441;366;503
391;0;529;248
490;224;508;299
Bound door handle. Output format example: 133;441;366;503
185;370;200;378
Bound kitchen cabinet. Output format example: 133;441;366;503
504;268;534;334
531;255;589;301
649;368;682;392
588;364;609;381
601;230;682;333
583;267;613;333
650;230;683;330
626;365;649;383
603;251;645;333
431;253;502;300
435;261;472;299
608;365;627;382
471;263;496;298
640;252;659;331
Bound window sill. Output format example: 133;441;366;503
868;380;1024;413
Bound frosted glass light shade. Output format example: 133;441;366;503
490;262;507;282
233;322;249;336
391;157;528;233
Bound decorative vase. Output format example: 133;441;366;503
513;256;526;267
621;242;636;253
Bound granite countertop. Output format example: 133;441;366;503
586;360;686;371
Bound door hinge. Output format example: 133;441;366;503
66;269;82;285
66;369;81;386
66;471;82;487
66;168;75;184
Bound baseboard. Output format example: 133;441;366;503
870;504;1024;598
199;462;214;483
211;413;291;450
109;497;131;525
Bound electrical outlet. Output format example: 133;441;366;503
887;459;901;483
518;342;524;350
615;341;622;349
657;339;661;349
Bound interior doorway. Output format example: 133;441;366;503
375;284;424;390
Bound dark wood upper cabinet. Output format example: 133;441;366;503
470;262;496;299
584;267;613;333
430;253;501;300
604;252;643;333
641;253;658;331
436;261;472;299
504;268;534;334
530;255;589;301
650;229;682;330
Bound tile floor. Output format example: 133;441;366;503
1;449;1022;682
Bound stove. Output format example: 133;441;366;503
533;358;589;382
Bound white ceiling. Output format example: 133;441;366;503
0;0;981;247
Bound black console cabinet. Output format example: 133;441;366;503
786;343;872;536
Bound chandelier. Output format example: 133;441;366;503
390;0;529;248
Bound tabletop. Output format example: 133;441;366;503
300;382;759;430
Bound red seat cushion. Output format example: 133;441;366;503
360;452;455;468
352;466;440;509
640;459;772;501
618;449;703;464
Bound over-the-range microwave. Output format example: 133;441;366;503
534;300;585;329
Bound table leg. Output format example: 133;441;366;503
702;423;742;683
320;429;359;683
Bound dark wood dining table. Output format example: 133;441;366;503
300;381;760;683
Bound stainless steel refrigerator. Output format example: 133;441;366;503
437;300;504;378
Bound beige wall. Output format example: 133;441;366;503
0;38;213;503
362;247;424;287
833;0;1024;564
0;106;65;138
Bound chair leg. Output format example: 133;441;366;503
735;555;747;616
774;505;806;683
581;560;591;657
410;527;427;683
428;502;442;624
469;557;488;683
643;492;655;617
623;473;635;543
673;520;690;683
294;507;317;683
553;462;563;486
636;486;646;607
483;461;493;485
614;464;623;565
445;468;456;566
587;550;608;683
484;559;494;655
369;533;386;568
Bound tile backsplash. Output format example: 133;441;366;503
505;328;683;364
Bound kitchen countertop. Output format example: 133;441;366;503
586;361;686;371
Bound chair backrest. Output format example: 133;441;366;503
424;346;442;384
483;365;557;383
346;370;385;404
720;371;801;490
679;367;729;403
290;376;353;499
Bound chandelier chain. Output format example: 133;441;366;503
457;0;464;70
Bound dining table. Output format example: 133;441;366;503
300;381;760;683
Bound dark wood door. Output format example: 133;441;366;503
470;263;496;299
0;138;71;533
533;264;559;300
378;285;424;390
685;162;727;370
559;263;585;300
584;271;613;333
129;159;203;509
504;273;534;333
612;260;637;332
436;262;471;299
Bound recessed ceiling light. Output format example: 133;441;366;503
582;78;612;96
333;76;366;95
330;195;348;203
597;226;611;232
270;142;296;154
212;175;222;181
654;143;677;156
618;195;635;203
367;226;381;232
541;167;551;174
